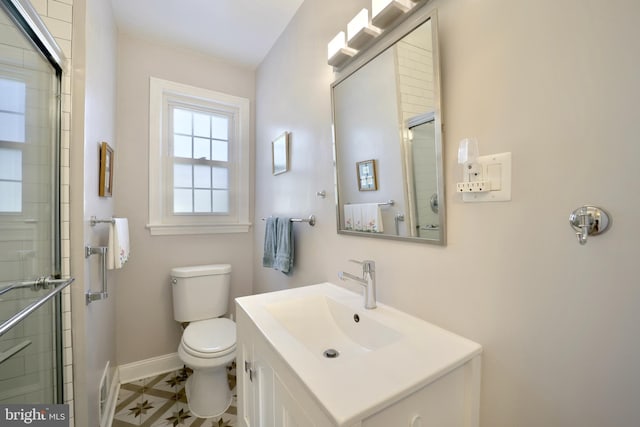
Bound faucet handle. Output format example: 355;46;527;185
348;259;375;272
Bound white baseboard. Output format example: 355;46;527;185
100;368;119;427
118;353;182;384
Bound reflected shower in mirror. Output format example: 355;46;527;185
332;9;444;244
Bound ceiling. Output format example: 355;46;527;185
110;0;304;68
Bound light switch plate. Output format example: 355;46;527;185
462;152;511;202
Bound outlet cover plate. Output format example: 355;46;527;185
462;152;511;202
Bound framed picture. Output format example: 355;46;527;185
99;141;114;197
272;131;290;175
357;159;378;191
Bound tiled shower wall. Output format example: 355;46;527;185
0;0;74;424
395;25;437;237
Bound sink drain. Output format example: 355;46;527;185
323;348;339;358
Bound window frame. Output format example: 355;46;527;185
0;72;27;215
148;77;251;235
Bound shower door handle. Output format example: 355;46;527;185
0;277;74;338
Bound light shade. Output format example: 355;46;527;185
328;31;346;60
371;0;412;29
328;31;357;68
347;8;382;50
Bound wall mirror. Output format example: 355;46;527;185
272;131;290;175
332;7;445;244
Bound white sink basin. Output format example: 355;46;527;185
266;294;402;358
236;282;482;425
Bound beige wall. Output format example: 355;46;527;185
114;33;255;365
70;0;118;424
255;1;640;426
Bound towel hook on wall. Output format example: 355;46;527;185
569;206;610;245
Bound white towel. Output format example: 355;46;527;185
344;204;356;230
361;203;383;233
344;203;383;233
107;218;130;269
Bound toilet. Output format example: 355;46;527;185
171;264;236;419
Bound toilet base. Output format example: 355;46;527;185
184;364;232;418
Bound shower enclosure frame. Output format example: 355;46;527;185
0;0;68;404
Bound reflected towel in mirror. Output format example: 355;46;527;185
344;203;383;233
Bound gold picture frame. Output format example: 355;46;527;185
272;131;290;175
99;141;114;197
357;159;378;191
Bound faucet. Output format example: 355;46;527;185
338;259;377;309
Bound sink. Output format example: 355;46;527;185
236;282;482;426
266;294;402;359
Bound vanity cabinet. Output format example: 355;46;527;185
237;306;332;426
236;296;481;427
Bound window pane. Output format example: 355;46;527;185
0;181;21;212
212;167;228;188
174;189;192;213
193;113;210;137
194;189;211;212
173;163;192;187
212;190;229;213
0;79;26;112
173;108;192;135
194;165;211;188
0;148;22;180
193;137;210;160
173;134;192;158
211;115;228;140
212;140;228;162
0;112;25;143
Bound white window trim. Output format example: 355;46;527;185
147;77;251;235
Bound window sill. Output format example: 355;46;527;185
146;222;252;236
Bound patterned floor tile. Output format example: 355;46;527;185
113;365;237;427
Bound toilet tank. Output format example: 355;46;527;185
171;264;231;322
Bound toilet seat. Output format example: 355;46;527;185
181;317;236;359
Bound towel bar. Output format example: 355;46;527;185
90;216;115;226
261;215;316;226
346;200;394;206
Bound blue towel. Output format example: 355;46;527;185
262;217;277;268
274;217;294;275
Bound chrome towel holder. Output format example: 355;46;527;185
90;216;115;226
85;246;108;303
260;215;316;226
569;206;610;245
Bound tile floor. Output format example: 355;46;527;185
112;364;237;427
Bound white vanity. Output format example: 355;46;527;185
235;283;482;427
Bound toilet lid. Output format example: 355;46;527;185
182;318;236;356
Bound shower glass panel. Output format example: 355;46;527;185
0;1;64;404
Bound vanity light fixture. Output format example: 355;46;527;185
328;31;358;68
371;0;413;30
347;9;382;50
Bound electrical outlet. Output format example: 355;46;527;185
456;181;491;193
461;152;512;203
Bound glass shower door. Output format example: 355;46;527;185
0;1;66;404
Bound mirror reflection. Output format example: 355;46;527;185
332;13;445;244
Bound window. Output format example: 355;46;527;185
0;78;26;213
148;77;250;235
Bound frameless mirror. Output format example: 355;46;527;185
332;9;445;244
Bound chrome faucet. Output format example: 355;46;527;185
338;259;377;309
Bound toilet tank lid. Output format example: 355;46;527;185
171;264;231;277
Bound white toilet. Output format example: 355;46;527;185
171;264;236;419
